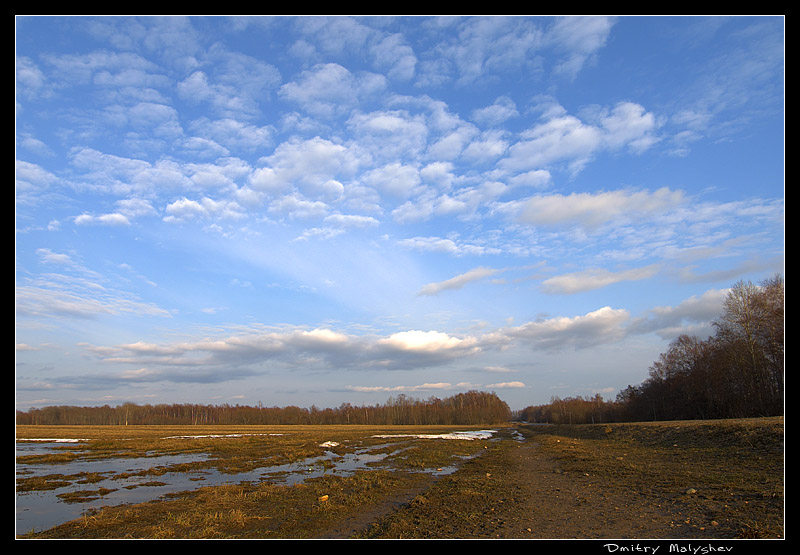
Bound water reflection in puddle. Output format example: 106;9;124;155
15;439;465;534
16;442;212;534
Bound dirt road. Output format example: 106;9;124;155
345;423;783;540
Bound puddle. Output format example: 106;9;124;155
16;442;212;534
15;441;419;534
16;431;497;534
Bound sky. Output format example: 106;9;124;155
15;16;784;413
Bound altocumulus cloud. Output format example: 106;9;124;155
14;17;783;410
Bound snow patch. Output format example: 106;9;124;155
18;438;89;443
371;430;497;441
163;433;284;439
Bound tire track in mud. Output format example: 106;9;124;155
325;433;700;539
315;474;437;539
316;436;499;539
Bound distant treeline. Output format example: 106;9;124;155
520;275;784;424
16;390;511;427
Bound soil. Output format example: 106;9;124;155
323;438;686;539
20;419;783;541
322;421;785;540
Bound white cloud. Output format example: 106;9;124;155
163;196;246;222
462;130;509;162
420;162;457;190
507;169;551;189
36;248;74;266
500;100;660;174
293;227;346;242
186;158;251;190
66;148;193;196
203;44;282;100
471;96;519;126
390;197;436;223
426;124;478;160
267;193;329;221
540;265;661;294
115;198;157;218
16;161;59;194
371;32;417;81
322;213;380;229
17;133;54;157
498;306;630;351
126;102;183;139
546;16;616;79
347;109;429;162
486;381;526;389
188;118;274;152
363;162;422;198
81;325;483;375
596;102;662;152
512;187;685;230
390;178;508;224
628;288;729;340
42;50;162;87
397;235;501;256
418;266;503;296
250;136;363;198
348;382;456;393
75;212;131;226
502;112;602;173
178;71;258;118
483;365;516;373
377;330;477;352
279;63;388;117
294;213;380;242
292;16;375;58
15;56;47;99
14;17;785;412
430;17;544;86
16;275;171;321
290;18;410;82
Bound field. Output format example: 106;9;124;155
16;417;783;539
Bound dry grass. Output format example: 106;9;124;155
18;419;783;539
18;424;498;538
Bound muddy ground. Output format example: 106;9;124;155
344;419;784;540
20;418;783;541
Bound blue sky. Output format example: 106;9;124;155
15;16;784;412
